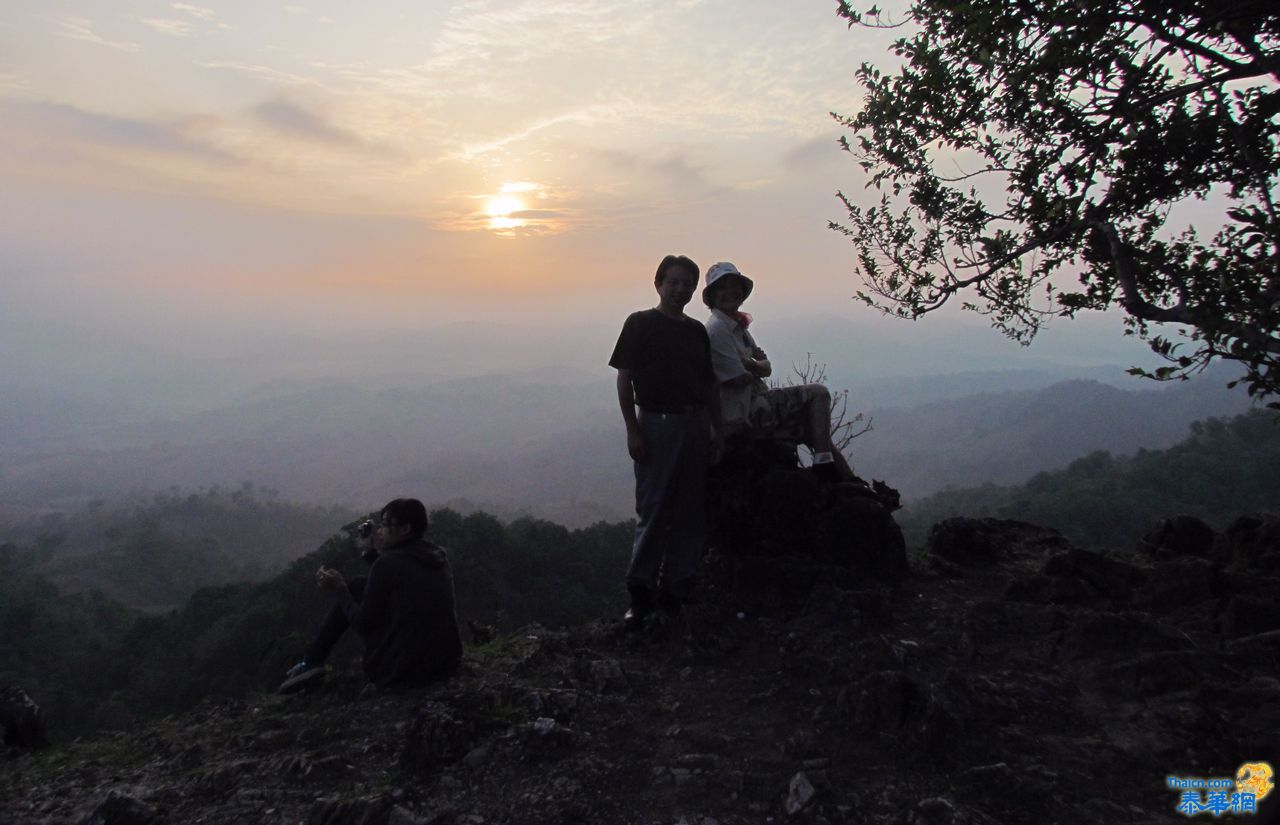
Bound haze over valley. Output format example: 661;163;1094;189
1;314;1255;545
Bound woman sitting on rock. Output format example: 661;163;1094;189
702;261;854;482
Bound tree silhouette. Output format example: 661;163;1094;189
832;1;1279;404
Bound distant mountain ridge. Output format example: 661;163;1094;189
853;372;1252;500
0;368;1253;529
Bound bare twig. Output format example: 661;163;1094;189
775;353;874;452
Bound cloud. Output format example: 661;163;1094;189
10;1;871;241
48;14;140;52
589;146;712;190
138;18;193;37
782;133;846;171
194;61;308;85
141;5;229;36
510;209;566;220
252;98;364;147
6;101;234;163
456;110;601;161
0;69;29;94
171;3;217;21
391;1;844;174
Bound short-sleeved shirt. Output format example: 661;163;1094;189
609;308;713;409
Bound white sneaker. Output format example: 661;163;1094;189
278;663;325;694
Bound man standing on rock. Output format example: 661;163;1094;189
280;498;462;692
609;254;725;631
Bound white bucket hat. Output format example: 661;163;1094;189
702;261;754;305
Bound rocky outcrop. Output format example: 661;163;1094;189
706;438;907;599
1221;513;1280;571
926;517;1072;570
1138;513;1219;560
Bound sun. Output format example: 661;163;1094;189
484;194;525;218
484;193;526;231
477;182;544;233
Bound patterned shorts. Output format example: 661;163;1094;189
745;384;827;442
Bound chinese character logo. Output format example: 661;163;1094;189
1168;762;1273;817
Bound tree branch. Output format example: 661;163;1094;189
1087;214;1194;324
1116;13;1253;75
1090;215;1280;355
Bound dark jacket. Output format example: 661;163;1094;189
335;538;462;688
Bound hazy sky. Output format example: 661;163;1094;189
0;2;1255;522
0;1;906;334
0;0;1207;400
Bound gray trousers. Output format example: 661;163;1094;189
627;409;709;601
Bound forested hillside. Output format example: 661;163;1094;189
0;546;139;735
1;485;357;609
897;410;1280;550
0;508;631;738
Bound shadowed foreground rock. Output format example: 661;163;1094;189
706;438;907;593
3;510;1279;823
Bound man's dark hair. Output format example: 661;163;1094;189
654;254;699;286
381;498;429;538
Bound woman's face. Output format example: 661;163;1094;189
711;279;746;313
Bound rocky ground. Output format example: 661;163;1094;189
4;506;1279;825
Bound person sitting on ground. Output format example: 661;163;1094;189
279;497;462;693
702;261;855;482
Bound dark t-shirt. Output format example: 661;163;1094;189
608;308;713;409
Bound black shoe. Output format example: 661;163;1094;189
278;663;325;694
